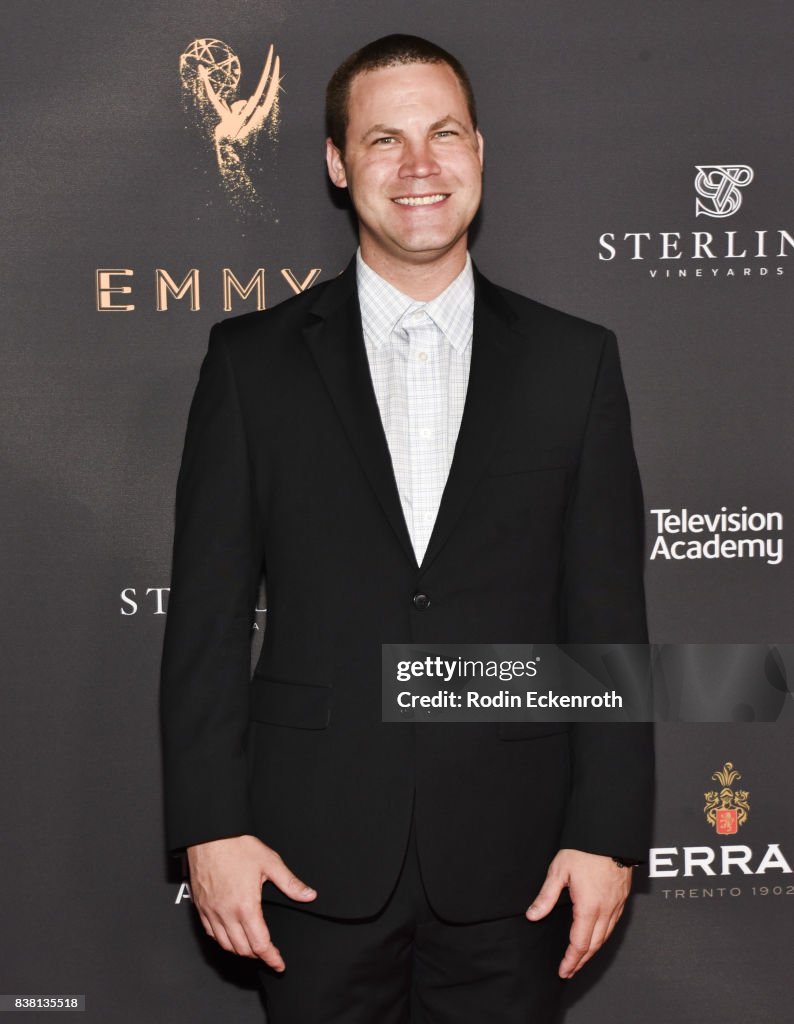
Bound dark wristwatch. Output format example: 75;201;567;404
612;856;641;868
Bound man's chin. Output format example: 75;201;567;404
389;233;469;264
358;222;472;270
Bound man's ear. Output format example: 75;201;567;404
325;138;348;189
475;129;484;171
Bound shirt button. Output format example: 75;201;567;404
418;427;432;439
412;592;431;610
418;351;429;362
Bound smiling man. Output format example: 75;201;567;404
325;58;484;300
160;34;653;1023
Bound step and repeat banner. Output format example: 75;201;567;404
2;1;792;1021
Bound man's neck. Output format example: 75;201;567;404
358;239;469;301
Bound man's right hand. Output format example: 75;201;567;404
186;834;317;971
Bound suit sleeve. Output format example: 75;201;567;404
159;325;264;855
558;330;655;862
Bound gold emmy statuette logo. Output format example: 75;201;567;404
180;38;281;213
704;762;750;835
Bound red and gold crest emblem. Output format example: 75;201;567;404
704;762;750;834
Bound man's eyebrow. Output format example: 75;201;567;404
360;124;403;142
428;115;470;133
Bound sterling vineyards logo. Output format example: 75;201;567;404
694;165;754;218
598;164;790;280
120;585;267;628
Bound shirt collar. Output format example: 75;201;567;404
356;248;474;353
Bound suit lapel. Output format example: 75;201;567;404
302;261;417;566
419;267;526;573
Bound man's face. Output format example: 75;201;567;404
326;61;484;270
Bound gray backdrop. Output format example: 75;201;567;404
2;1;792;1021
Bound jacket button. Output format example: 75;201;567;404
412;592;430;610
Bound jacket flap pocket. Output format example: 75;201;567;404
251;678;332;729
498;722;570;741
488;447;568;477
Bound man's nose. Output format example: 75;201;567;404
399;140;441;179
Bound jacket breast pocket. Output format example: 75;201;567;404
250;677;332;730
488;446;569;478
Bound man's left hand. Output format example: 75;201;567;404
526;848;632;979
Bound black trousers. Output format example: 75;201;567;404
256;807;569;1023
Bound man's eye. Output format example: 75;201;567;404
373;136;396;145
434;130;458;138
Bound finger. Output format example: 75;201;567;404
565;912;612;976
602;904;623;945
202;912;237;956
206;908;283;967
561;894;629;978
526;875;565;921
196;904;220;943
266;853;317;903
241;913;286;971
558;906;597;978
197;908;215;938
223;919;257;959
202;897;284;968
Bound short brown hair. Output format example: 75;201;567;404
326;34;478;152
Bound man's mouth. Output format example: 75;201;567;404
392;194;449;206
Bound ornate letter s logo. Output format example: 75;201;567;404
694;165;754;218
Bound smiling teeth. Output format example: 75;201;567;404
393;194;447;206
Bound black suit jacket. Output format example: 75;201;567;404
160;260;654;922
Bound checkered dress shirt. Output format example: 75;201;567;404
356;249;474;564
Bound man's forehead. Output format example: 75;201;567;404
348;61;469;114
